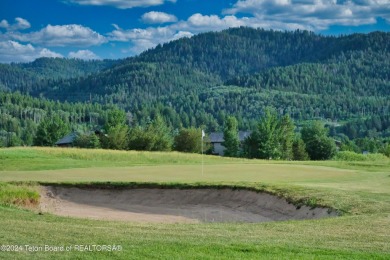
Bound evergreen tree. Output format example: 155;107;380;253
292;137;310;161
242;132;260;159
222;116;240;157
279;115;295;160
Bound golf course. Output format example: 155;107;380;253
1;147;390;259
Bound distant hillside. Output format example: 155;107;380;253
135;28;390;79
222;50;390;119
0;58;117;92
0;27;389;131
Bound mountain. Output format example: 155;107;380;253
0;57;118;92
0;27;389;133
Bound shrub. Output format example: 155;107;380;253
73;133;101;149
333;151;389;161
174;128;203;153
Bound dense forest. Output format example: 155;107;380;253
0;27;389;153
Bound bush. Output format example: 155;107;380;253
379;143;390;158
333;151;389;161
73;133;101;149
174;128;203;153
301;121;336;160
128;116;173;152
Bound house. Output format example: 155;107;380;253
209;131;251;156
55;132;78;147
55;130;105;147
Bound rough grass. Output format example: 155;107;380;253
0;182;39;207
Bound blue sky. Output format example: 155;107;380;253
0;0;389;63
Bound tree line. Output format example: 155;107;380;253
31;106;390;160
1;91;388;159
222;111;336;160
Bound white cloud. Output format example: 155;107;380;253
176;13;246;32
172;31;194;40
141;11;178;24
109;13;248;55
11;24;107;47
68;49;101;60
14;18;31;30
0;40;62;63
224;0;390;31
109;26;176;53
0;20;10;29
0;17;31;31
65;0;176;9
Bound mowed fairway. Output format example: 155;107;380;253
0;147;390;259
0;164;355;183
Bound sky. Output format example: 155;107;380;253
0;0;389;63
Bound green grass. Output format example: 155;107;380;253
0;147;390;259
0;147;247;171
0;207;389;259
0;182;39;207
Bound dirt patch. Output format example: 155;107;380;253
39;186;337;223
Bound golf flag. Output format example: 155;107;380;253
201;129;205;176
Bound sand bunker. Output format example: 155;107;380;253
39;186;337;223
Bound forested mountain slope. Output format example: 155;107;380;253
134;28;390;79
0;27;389;133
221;50;390;120
0;58;117;92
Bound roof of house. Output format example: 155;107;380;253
209;131;251;143
55;132;78;145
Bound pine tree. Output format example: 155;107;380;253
292;137;310;161
222;116;240;157
279;115;295;160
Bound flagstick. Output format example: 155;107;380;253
201;130;204;177
202;138;204;176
